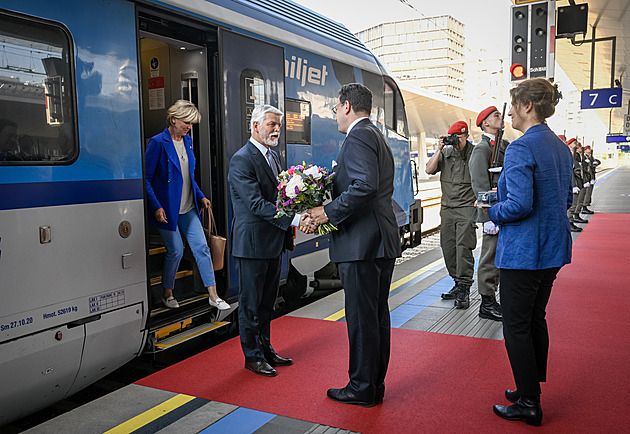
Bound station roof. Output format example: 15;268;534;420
555;0;629;133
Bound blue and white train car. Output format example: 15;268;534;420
0;0;413;424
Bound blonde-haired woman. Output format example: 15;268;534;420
146;100;229;310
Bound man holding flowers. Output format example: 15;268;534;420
308;83;401;407
228;104;310;377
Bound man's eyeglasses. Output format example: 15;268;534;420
332;101;343;115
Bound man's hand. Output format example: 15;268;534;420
307;206;329;226
298;214;318;234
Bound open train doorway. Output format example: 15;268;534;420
136;10;229;350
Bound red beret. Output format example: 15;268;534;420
566;138;576;145
558;134;565;141
584;145;591;150
476;106;498;127
448;121;468;135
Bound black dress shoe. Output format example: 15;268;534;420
505;389;520;403
327;387;375;408
479;295;502;321
582;207;594;214
570;223;583;232
493;397;542;426
245;360;277;377
573;216;588;224
441;284;460;300
265;353;293;366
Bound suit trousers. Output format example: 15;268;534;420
499;267;560;397
440;206;477;287
477;231;499;296
236;256;282;362
338;258;395;402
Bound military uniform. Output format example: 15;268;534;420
469;133;508;320
568;149;587;225
433;141;477;298
582;149;600;211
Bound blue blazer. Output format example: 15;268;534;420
227;141;292;259
488;124;573;270
145;128;205;231
324;119;401;263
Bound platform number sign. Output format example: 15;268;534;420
580;88;623;109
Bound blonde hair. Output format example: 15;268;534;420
509;78;562;124
166;100;201;126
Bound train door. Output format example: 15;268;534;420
137;11;230;351
219;30;286;300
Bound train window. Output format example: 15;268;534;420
0;11;77;165
285;99;311;145
240;68;264;142
384;79;409;138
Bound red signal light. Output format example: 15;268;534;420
510;62;526;80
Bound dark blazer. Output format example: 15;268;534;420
228;141;293;259
324;119;401;263
145;128;205;231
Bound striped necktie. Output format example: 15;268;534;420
266;149;279;178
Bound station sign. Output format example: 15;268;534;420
581;88;623;109
606;134;630;143
617;145;629;152
624;114;630;136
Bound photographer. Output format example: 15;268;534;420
426;121;477;309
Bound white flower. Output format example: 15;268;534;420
285;176;305;198
303;165;322;179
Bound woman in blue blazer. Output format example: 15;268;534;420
486;79;573;426
145;100;229;311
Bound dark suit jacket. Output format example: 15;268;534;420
145;128;205;231
228;140;293;259
324;119;401;263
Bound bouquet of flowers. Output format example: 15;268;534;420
275;163;337;234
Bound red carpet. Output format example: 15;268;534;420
137;214;630;433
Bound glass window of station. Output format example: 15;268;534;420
0;11;77;164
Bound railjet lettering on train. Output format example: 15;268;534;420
285;56;328;87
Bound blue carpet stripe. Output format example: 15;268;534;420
199;407;277;433
130;397;209;434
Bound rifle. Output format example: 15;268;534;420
489;102;507;188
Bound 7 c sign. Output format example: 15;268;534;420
580;88;623;109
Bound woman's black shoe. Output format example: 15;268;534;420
493;397;542;427
505;389;520;403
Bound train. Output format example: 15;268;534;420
0;0;417;424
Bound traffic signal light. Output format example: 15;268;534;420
530;3;548;78
510;4;528;81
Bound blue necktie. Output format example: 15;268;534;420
266;149;278;178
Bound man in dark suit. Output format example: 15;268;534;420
308;83;401;407
228;104;305;377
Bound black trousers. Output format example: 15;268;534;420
500;267;560;397
338;258;395;402
236;256;282;362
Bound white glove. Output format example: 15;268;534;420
483;221;499;235
591;180;596;185
573;187;580;194
584;182;589;188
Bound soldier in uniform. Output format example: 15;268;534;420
581;145;600;214
469;106;508;321
568;139;589;227
426;121;477;309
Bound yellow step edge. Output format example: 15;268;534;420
154;318;193;339
150;270;193;286
154;321;230;350
149;246;167;255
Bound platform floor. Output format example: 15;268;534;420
20;167;629;433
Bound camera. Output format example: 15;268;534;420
442;133;459;147
477;190;498;208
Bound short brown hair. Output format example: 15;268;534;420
509;78;561;123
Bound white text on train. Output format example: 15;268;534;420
285;56;328;87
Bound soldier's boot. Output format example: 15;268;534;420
479;295;502;321
441;284;460;300
454;284;470;309
582;206;594;214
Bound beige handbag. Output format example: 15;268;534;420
202;207;226;271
